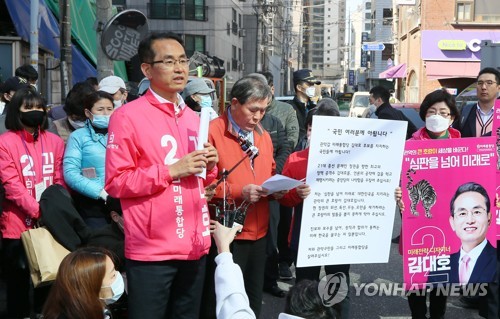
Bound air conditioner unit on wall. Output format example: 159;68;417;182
239;29;246;37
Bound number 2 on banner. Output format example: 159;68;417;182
161;135;179;165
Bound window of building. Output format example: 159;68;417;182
471;0;500;22
456;1;473;21
238;48;242;61
365;12;371;19
365;2;371;10
184;35;205;57
185;0;206;21
381;43;393;60
232;45;237;71
408;71;419;103
383;8;392;25
149;0;182;19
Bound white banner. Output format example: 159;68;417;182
296;117;407;267
395;0;416;5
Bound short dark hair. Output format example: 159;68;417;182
419;88;459;121
84;77;98;88
63;82;96;118
15;64;38;82
230;76;272;105
5;87;48;131
450;182;490;216
285;280;336;319
477;67;500;84
83;91;114;111
138;32;185;64
369;86;390;103
306;98;340;127
260;71;274;87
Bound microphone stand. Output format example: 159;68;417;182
213;136;259;227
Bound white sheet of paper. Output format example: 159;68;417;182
261;174;304;194
196;108;211;179
296;116;407;267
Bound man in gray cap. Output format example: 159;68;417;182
290;69;321;147
182;78;218;120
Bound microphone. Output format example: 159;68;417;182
238;136;259;160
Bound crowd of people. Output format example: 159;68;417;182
0;31;499;319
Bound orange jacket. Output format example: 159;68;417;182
209;114;275;240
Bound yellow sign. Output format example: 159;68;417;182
437;40;467;51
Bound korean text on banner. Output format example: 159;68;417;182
296;117;407;267
401;137;497;288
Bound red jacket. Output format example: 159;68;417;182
410;127;461;140
105;90;217;261
0;130;65;238
208;114;275;240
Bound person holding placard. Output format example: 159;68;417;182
278;101;350;319
395;88;460;319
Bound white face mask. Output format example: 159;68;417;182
425;115;450;133
113;99;123;109
68;118;86;129
305;86;316;98
101;271;125;305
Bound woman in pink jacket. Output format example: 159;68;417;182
0;87;65;318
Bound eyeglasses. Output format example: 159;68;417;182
476;80;497;87
149;58;189;70
454;208;487;220
426;110;450;118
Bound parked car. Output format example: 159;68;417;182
359;102;425;130
348;91;370;117
455;82;477;111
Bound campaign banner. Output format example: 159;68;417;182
296;117;407;267
492;99;500;239
402;137;497;288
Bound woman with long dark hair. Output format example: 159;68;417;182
42;247;124;319
0;86;65;317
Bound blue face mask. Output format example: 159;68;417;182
199;95;212;108
92;114;111;129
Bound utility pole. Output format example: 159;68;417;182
60;0;72;101
96;0;114;81
30;0;39;74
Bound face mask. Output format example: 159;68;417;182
199;95;212;108
305;87;316;98
426;115;450;133
68;118;86;129
92;114;111;129
113;99;123;109
20;110;45;128
101;271;124;305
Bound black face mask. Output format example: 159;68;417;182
20;110;45;128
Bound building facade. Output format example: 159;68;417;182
396;0;500;102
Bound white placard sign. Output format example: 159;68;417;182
296;116;407;267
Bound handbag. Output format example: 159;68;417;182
21;226;70;287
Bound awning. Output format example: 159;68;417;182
425;61;480;80
379;63;407;79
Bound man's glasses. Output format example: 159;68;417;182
476;80;497;87
149;58;189;70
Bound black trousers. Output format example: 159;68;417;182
1;238;50;317
277;205;294;265
232;237;267;318
264;200;280;289
126;256;206;319
407;289;446;319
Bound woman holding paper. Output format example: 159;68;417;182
278;101;352;319
0;86;65;318
395;88;460;319
64;91;115;229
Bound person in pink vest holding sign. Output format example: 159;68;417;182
396;88;460;319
